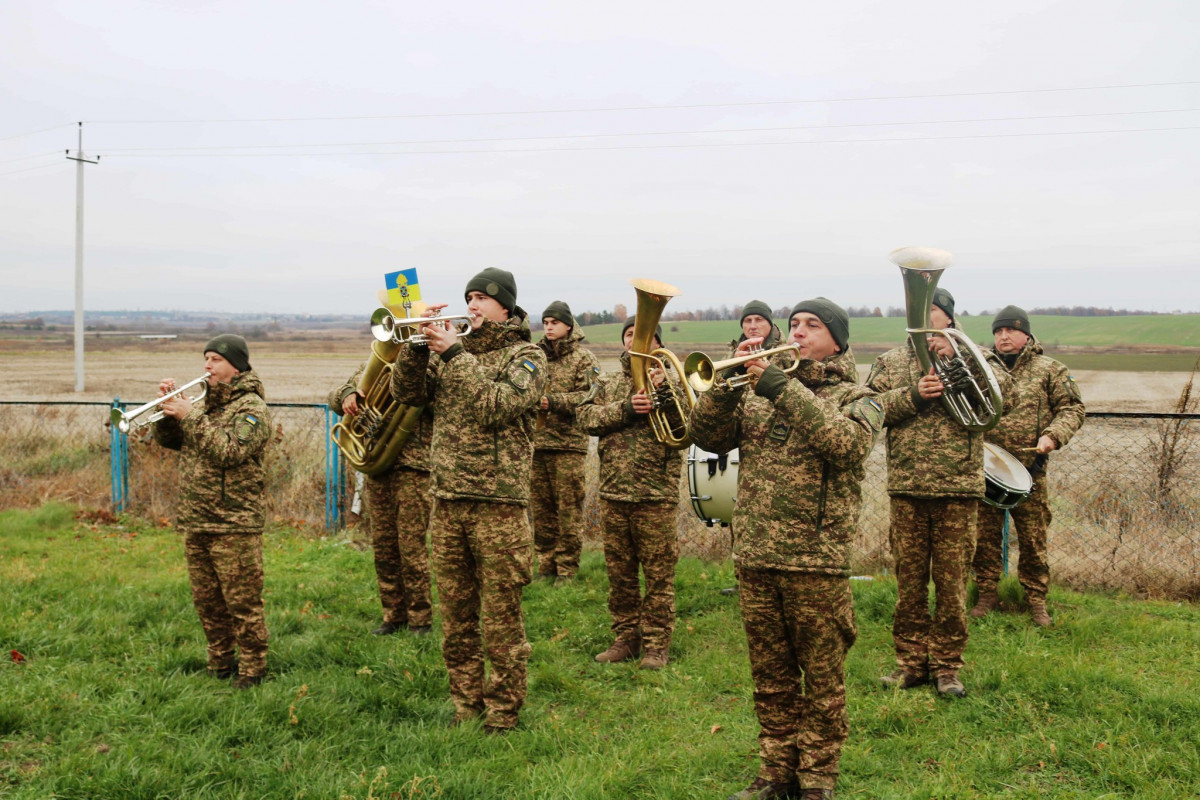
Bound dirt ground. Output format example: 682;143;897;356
0;334;1193;413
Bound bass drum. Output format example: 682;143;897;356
982;442;1033;510
687;446;739;527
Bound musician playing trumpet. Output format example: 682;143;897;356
970;306;1085;626
390;268;546;734
153;334;272;689
867;288;1012;699
691;298;882;800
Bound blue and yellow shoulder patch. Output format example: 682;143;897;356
850;396;885;432
521;359;538;374
235;413;261;443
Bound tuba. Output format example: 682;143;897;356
891;246;1002;432
330;297;426;476
629;278;695;449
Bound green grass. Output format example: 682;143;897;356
580;315;1200;352
3;504;1199;799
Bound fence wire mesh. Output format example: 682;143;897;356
2;403;1198;600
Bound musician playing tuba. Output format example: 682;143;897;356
970;306;1085;626
327;292;435;636
867;284;1012;700
577;316;685;671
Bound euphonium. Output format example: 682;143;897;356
330;337;425;476
683;343;801;393
629;278;695;449
891;246;1002;432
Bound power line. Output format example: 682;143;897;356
85;80;1200;125
103;125;1200;159
0;150;63;165
97;107;1200;154
0;160;70;178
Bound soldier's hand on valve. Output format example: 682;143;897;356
917;368;945;401
928;333;956;359
342;392;361;416
631;389;654;415
161;394;192;420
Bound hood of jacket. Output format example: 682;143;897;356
538;324;586;361
464;306;532;354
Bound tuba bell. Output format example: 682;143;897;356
628;278;695;449
891;246;1003;432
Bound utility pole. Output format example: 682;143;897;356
66;122;99;392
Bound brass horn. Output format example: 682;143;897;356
370;307;475;346
330;338;425;476
629;278;695;449
683;343;801;393
110;374;209;434
891;246;1002;432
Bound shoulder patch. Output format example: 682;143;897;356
234;413;261;443
509;359;537;392
1065;375;1082;402
848;396;885;432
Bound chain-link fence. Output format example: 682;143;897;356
2;403;1197;600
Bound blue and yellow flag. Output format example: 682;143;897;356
384;268;421;306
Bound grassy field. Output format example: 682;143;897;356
576;314;1200;349
3;504;1198;799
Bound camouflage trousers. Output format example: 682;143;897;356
184;532;269;677
363;467;433;628
974;472;1051;602
600;499;679;652
430;499;533;730
736;568;856;792
530;450;586;579
888;496;977;675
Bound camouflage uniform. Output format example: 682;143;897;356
391;309;546;730
154;371;272;678
690;349;881;792
328;364;434;629
531;326;599;579
974;338;1085;603
867;341;1012;678
577;352;684;656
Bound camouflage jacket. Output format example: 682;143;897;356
533;326;599;453
689;348;882;575
726;322;785;358
576;352;684;503
867;340;1013;499
390;308;547;505
153;370;272;535
987;338;1085;469
327;358;433;472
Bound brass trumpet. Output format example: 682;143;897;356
370;307;475;346
891;245;1002;432
683;343;801;393
110;374;209;434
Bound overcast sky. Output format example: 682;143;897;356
2;0;1198;321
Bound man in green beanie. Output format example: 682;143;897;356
391;268;547;733
578;318;684;671
531;301;599;582
692;297;882;799
867;288;1012;699
154;333;272;689
729;300;784;357
971;306;1085;626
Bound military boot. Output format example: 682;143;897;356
371;621;404;636
935;671;967;698
594;638;640;663
640;648;669;671
970;590;999;618
232;674;264;690
727;776;798;799
800;790;835;800
879;668;928;690
1028;599;1053;627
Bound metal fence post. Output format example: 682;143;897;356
324;404;341;532
110;397;129;512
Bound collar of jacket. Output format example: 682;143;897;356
538;325;584;360
992;336;1043;370
792;346;856;388
205;369;265;411
465;306;532;354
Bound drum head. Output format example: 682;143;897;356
983;442;1033;492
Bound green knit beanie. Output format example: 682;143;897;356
464;267;517;313
932;287;956;321
789;297;849;353
542;300;575;329
203;334;251;372
740;300;773;325
992;304;1031;334
622;316;663;345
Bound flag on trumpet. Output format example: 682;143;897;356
384;268;421;306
